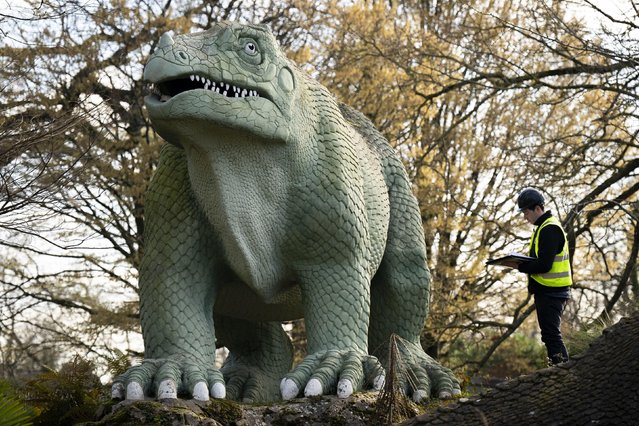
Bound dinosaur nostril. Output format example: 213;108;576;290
177;51;188;61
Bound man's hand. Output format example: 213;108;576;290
500;260;521;269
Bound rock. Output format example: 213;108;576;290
88;399;226;425
88;392;384;425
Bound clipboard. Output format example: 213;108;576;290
486;253;535;267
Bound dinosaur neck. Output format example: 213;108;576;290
182;131;296;296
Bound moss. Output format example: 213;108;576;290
202;399;242;425
326;416;348;426
96;401;162;424
88;399;226;425
419;396;459;412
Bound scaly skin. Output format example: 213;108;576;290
112;21;460;403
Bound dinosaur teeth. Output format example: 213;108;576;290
151;77;263;103
186;74;261;98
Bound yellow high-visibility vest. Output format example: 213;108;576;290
529;216;572;287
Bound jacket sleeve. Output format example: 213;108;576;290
518;225;564;274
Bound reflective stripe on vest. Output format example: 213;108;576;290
529;216;573;287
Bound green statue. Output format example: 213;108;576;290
111;21;460;403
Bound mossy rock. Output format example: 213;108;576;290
85;392;416;425
83;399;222;425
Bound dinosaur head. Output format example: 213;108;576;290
144;22;297;145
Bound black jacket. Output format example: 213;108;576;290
518;211;571;298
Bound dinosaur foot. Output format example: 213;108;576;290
111;356;224;402
280;349;385;400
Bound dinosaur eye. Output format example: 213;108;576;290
238;38;262;65
244;41;258;56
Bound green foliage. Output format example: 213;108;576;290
0;380;34;426
449;332;547;380
105;350;133;380
483;334;548;377
0;397;34;426
22;356;105;426
565;317;615;357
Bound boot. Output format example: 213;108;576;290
549;353;568;365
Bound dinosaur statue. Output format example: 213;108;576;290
111;21;460;404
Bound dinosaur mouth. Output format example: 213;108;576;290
150;74;262;102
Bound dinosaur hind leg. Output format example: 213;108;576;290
215;315;294;403
368;245;431;355
369;245;461;402
368;173;461;401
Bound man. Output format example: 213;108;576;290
508;188;572;365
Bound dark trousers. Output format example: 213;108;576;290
534;293;569;364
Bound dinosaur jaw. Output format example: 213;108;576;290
144;71;291;143
148;73;268;103
144;90;290;145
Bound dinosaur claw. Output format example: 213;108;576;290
412;389;429;403
373;374;385;391
304;378;322;397
337;379;353;398
281;378;299;400
158;379;178;399
127;382;145;400
211;382;226;399
192;382;209;401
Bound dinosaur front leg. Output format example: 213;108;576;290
111;145;224;402
363;155;461;402
122;245;223;402
280;264;384;400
